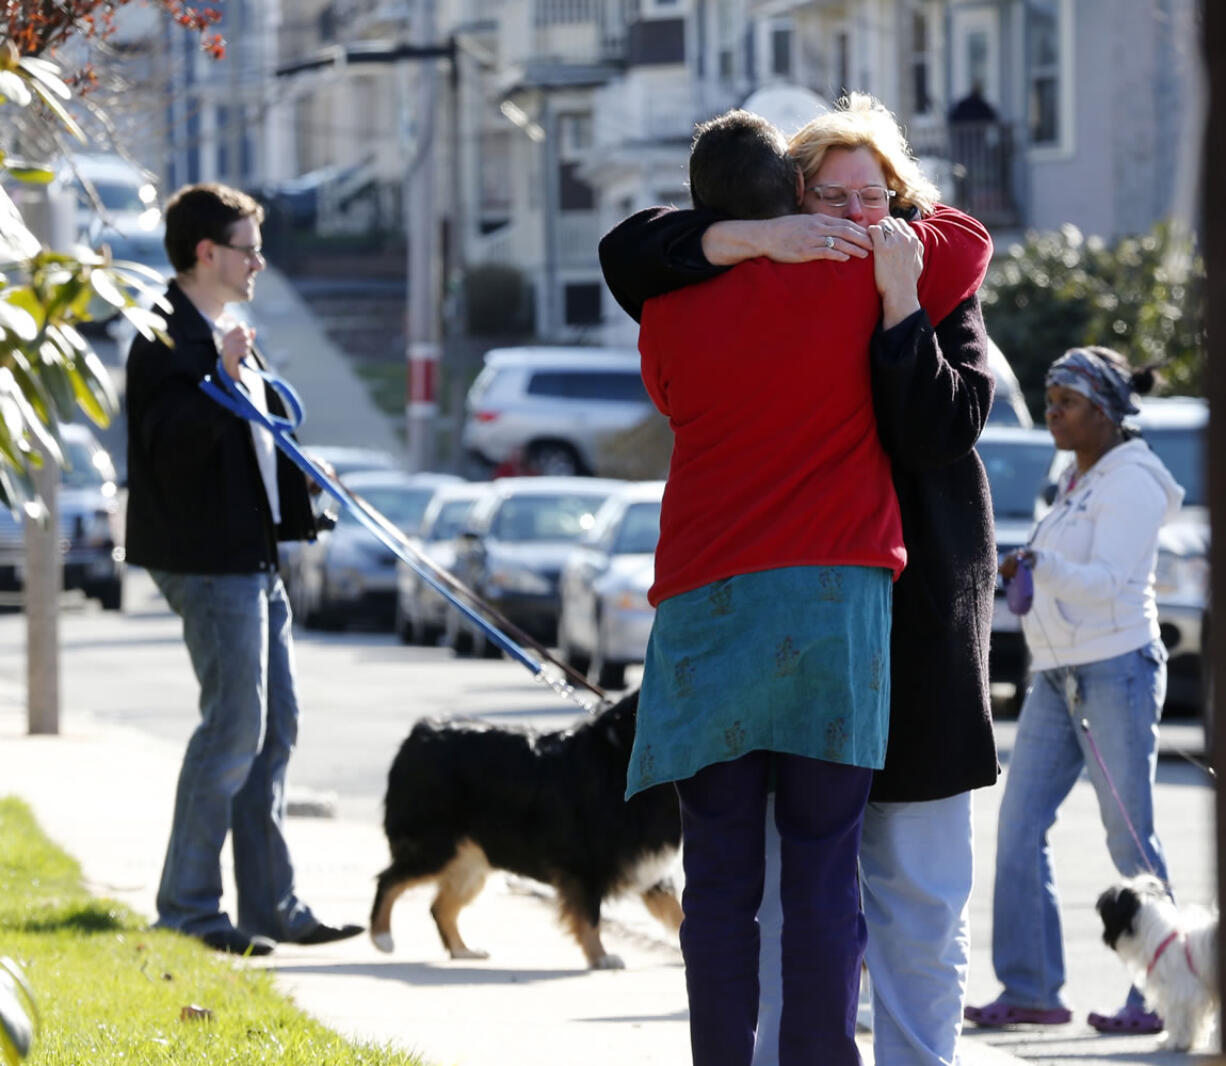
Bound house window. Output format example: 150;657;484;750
910;10;932;116
480;129;512;213
715;0;739;80
769;21;793;79
558;112;592;154
834;30;850;101
216;104;230;178
1027;0;1062;145
564;282;603;325
558;161;596;211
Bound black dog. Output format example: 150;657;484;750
370;690;682;969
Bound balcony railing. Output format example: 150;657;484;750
907;120;1020;229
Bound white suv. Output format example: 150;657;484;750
461;347;651;477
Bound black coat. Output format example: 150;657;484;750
125;281;318;574
598;208;999;801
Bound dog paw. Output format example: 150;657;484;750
370;931;395;954
449;947;490;960
592;954;625;970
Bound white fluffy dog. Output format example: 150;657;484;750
1096;874;1218;1051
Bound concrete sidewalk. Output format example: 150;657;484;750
5;696;1212;1066
0;696;1030;1066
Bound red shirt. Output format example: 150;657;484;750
640;205;992;605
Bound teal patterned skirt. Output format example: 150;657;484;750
626;565;891;798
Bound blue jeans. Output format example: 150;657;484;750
676;751;870;1066
755;794;974;1066
150;569;317;941
991;640;1169;1010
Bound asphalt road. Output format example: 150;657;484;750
0;568;1218;1063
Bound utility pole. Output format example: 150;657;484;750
16;182;74;735
24;446;60;734
277;35;457;474
405;0;441;472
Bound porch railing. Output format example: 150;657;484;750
907;120;1020;229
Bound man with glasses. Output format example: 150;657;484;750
126;183;362;955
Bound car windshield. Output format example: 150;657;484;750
99;230;170;269
491;494;608;542
76;179;150;214
60;437;109;489
427;498;477;541
341;487;436;533
979;439;1057;520
1140;428;1204;507
612;501;661;554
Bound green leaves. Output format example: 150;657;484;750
981;221;1206;417
0;41;158;511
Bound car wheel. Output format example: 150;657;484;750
589;612;626;690
592;655;626;691
304;580;344;632
563;642;591;676
92;577;123;612
526;441;584;477
394;598;415;645
446;609;475;656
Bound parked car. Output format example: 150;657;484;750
0;423;125;610
461;347;651;477
986;338;1033;427
289;470;462;630
394;481;490;646
1133;396;1209;712
446;476;625;655
62;152;160;237
278;445;404;603
83;214;172;334
557;480;663;689
980;425;1064;706
304;445;402;481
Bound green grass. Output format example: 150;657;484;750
351;362;409;424
0;797;425;1065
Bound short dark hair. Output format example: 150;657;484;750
688;109;799;220
163;182;264;273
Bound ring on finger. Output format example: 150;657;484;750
824;235;835;249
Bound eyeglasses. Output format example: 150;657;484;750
216;241;264;263
806;184;896;209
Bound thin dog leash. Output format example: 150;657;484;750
1006;498;1213;884
198;356;609;712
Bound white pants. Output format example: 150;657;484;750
753;793;975;1066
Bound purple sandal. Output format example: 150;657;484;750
1087;1005;1164;1034
964;997;1072;1028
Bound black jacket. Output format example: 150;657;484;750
597;208;1000;801
125;281;318;574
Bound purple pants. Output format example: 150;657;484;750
675;751;870;1066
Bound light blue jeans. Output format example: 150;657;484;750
754;794;974;1066
991;640;1169;1010
150;569;317;941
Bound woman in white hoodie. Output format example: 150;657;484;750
965;346;1183;1036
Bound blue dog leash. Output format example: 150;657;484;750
199;357;607;712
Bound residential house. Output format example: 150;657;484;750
594;0;1201;346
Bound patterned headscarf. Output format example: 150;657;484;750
1044;348;1139;424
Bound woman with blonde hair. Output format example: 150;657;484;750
599;92;999;1066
